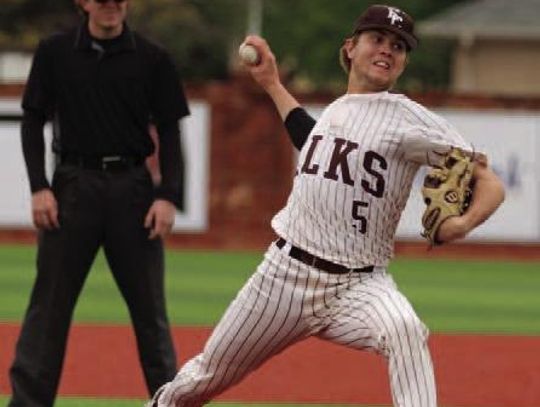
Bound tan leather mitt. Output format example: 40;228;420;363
421;147;475;245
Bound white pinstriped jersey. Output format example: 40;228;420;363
153;92;448;407
272;91;469;268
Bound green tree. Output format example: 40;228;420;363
128;0;246;80
263;0;466;92
0;0;466;91
0;0;247;81
0;0;78;50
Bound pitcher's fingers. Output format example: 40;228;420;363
245;35;268;50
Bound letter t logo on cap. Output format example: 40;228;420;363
387;7;404;26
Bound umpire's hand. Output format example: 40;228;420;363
31;189;60;230
144;199;176;239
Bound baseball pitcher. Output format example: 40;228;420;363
148;4;505;407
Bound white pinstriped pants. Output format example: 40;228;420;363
156;242;437;407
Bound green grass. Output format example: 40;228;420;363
1;244;536;406
0;244;539;333
389;258;540;334
0;245;260;325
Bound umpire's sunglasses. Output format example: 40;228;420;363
95;0;126;3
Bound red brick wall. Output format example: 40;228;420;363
2;81;540;252
175;75;296;249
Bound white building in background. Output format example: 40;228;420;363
418;0;540;97
0;52;32;84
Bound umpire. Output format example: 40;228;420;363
8;0;189;406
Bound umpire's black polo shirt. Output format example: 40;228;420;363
22;21;189;202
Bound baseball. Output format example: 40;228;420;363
238;43;260;65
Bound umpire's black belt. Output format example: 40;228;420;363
60;154;145;171
275;238;374;275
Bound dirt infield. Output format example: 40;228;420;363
0;324;539;406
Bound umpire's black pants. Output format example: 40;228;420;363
8;163;177;407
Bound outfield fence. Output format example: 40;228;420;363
1;81;540;250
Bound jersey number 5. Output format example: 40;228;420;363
351;151;388;234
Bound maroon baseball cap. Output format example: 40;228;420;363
351;4;418;50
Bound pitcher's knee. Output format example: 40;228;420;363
377;315;429;356
398;315;428;343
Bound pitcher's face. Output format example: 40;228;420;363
345;29;408;93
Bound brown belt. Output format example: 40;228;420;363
275;238;374;275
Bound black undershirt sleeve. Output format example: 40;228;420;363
284;107;317;150
21;109;49;193
155;120;184;210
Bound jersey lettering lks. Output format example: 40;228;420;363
301;136;388;196
272;91;469;268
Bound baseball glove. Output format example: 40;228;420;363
421;147;475;245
